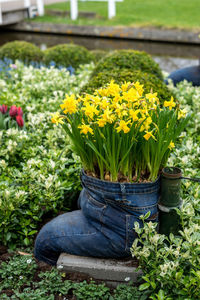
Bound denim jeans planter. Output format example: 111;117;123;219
34;170;160;266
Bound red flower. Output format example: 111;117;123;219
17;107;23;116
9;105;18;117
0;104;8;114
16;115;24;128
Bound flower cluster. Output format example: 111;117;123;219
0;104;24;129
52;80;189;182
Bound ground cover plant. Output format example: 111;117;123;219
0;59;94;248
33;0;200;29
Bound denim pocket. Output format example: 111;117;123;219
84;191;107;227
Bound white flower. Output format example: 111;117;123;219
27;259;32;264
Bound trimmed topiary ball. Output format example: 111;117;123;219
92;50;163;80
82;69;173;103
0;41;43;63
90;50;107;64
43;44;94;69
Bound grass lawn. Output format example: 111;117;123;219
33;0;200;29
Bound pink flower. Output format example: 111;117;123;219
9;105;18;117
17;107;23;116
16;115;24;128
11;64;17;69
0;104;8;114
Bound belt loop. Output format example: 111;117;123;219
120;183;126;201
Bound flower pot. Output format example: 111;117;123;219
35;170;160;265
160;167;182;207
79;170;160;257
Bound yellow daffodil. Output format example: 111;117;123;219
123;88;140;103
134;81;144;96
168;141;175;150
116;120;131;133
60;94;78;114
100;98;110;110
96;118;107;127
178;108;187;120
51;112;64;125
101;108;115;124
164;96;176;110
143;130;157;141
78;124;93;135
129;109;139;122
106;80;121;96
121;81;131;92
146;92;159;103
82;103;99;120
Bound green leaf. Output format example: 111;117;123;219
157;289;165;300
24;237;30;246
139;283;150;291
5;232;11;241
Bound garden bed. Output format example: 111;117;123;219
0;43;200;299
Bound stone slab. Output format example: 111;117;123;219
5;21;200;45
57;253;142;286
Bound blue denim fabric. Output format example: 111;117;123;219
34;170;160;265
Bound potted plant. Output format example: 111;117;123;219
50;80;189;258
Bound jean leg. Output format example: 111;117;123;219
34;209;120;266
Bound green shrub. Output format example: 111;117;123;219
43;44;94;69
90;50;107;63
92;50;163;79
0;41;43;63
82;69;173;103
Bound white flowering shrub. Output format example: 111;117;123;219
131;80;200;299
0;61;94;113
0;62;94;247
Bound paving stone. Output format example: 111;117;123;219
57;253;142;287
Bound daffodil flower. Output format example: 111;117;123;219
164;96;176;110
51;112;64;125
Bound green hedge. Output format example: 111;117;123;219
82;69;173;103
43;44;94;69
90;50;107;63
0;41;43;63
92;50;163;79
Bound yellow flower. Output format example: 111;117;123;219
123;88;140;102
168;141;175;150
143;130;156;141
51;112;64;125
178;108;187;120
164;96;176;110
106;80;121;96
116;120;131;134
97;88;109;97
101;108;115;124
134;81;144;96
100;98;110;110
146;92;159;107
121;81;131;92
82;103;99;120
115;103;128;118
60;94;78;114
129;109;139;122
78;124;93;135
96;118;107;127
